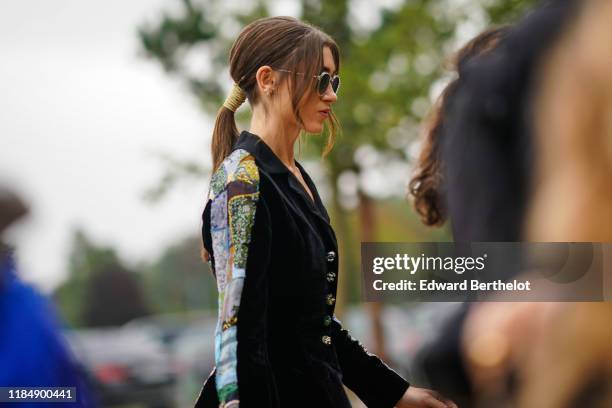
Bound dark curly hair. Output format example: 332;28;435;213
408;26;508;227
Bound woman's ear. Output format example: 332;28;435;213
255;65;276;96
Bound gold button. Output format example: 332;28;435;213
326;251;336;262
326;294;335;306
323;315;332;326
326;272;336;282
322;335;332;345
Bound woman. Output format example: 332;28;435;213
196;16;456;408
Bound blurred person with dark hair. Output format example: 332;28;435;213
410;0;581;406
440;0;579;243
462;0;612;399
409;26;508;228
408;26;511;408
0;188;96;407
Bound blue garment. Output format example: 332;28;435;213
0;252;96;407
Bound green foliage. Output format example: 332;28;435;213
82;261;149;327
138;0;270;114
54;229;150;327
142;235;217;313
142;152;207;203
332;198;452;301
138;0;220;111
486;0;540;23
54;230;217;326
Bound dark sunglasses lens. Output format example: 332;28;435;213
318;73;330;94
331;76;340;93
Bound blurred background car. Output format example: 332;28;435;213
123;311;216;407
170;316;216;408
66;326;177;408
344;303;462;381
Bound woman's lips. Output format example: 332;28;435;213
318;109;330;118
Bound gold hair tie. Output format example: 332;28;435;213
223;83;247;112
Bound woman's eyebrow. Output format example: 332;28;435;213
323;65;337;74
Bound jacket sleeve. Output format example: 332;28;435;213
207;153;275;408
331;315;409;408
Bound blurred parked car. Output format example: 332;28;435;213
170;317;216;407
344;303;462;381
122;312;210;348
66;326;177;408
124;312;216;406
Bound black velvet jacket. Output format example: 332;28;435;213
195;131;408;408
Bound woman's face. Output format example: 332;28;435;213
274;46;338;134
298;46;338;134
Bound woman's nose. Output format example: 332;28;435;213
322;85;338;102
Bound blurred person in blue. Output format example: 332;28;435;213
0;187;97;407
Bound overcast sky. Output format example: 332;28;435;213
0;0;480;293
0;0;403;293
0;0;228;292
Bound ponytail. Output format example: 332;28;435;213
205;84;247;265
211;83;247;171
211;107;239;172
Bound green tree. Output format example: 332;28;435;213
54;229;150;327
82;258;150;327
143;235;217;314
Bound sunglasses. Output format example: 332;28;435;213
275;69;340;95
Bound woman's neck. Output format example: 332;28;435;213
249;110;300;170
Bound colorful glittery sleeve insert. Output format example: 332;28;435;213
208;149;259;408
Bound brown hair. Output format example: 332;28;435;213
408;26;507;227
211;16;340;171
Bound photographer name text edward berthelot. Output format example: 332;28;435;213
372;279;532;292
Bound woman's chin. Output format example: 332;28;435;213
303;123;324;134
